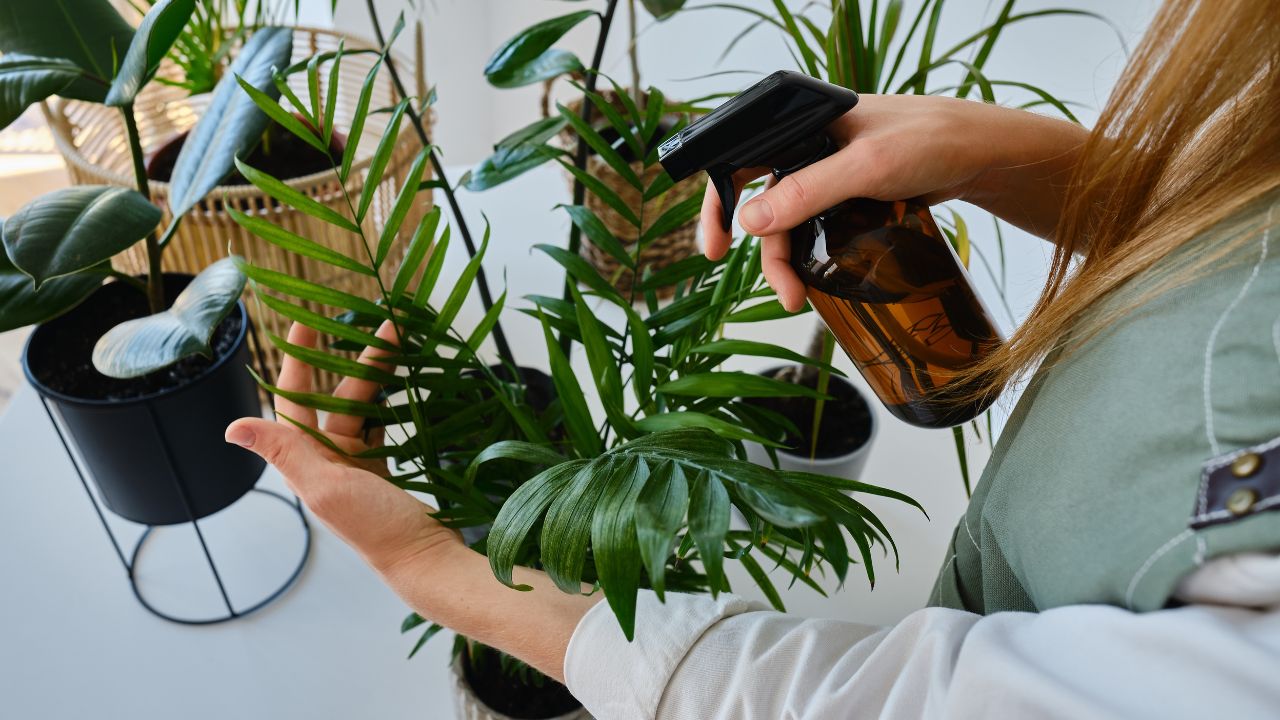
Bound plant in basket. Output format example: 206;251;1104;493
694;0;1115;492
0;0;303;524
466;0;708;298
230;7;924;718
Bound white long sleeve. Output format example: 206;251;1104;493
564;554;1280;720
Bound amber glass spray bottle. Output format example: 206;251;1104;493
658;71;1003;428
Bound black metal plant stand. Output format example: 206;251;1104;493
34;322;311;626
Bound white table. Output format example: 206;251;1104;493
0;165;983;719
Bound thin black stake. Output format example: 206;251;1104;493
364;2;516;368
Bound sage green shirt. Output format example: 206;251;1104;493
932;192;1280;614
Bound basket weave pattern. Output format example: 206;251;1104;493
552;90;701;297
44;27;431;389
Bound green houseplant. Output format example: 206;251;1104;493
229;8;923;717
0;0;289;524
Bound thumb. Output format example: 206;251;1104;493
225;417;333;487
737;147;865;236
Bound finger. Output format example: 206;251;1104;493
738;146;870;237
761;231;808;313
226;417;336;496
274;322;319;427
701;167;771;261
324;320;402;437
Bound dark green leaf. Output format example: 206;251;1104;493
484;12;595;88
235;72;328;153
557;101;643;191
658;371;828;399
465;440;566;486
359;98;410;222
541;458;608;592
105;0;195;107
569;283;631;435
235;156;360;234
689;339;844;376
238;261;384;317
738;550;785;611
592;455;649;639
634;461;689;599
168;28;293;218
561;205;634;270
391;207;441;300
3;186;159;288
375;148;428;267
534;243;623;303
640;191;704;244
539;312;602;457
0;54;81;131
407;623;445;660
92;257;245;378
640;0;687;20
0;251;101;332
226;205;373;277
341;53;385;183
635;411;783;447
268;332;399;385
688;473;730;594
725;299;809;323
556;159;641;228
0;0;134;102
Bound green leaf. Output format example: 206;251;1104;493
0;250;101;332
235;156;360;234
0;54;81;131
556;159;642;228
407;623;445;660
561;205;634;270
558;102;644;191
541;457;610;593
726;299;809;323
268;332;399;386
168;28;294;218
569;283;631;435
634;461;689;599
689;339;844;376
237;261;384;318
341;53;384;184
235;72;328;154
592;455;649;639
3;186;160;289
658;372;828;399
323;40;344;145
391;207;441;301
484;11;595;88
0;0;134;102
640;0;687;20
539;311;602;457
375;148;428;267
466;289;507;350
430;225;488;341
738;550;785;611
534;243;623;303
92;257;246;378
465;440;566;486
635;411;783;448
489;460;587;589
413;224;450;308
688;472;730;594
640;191;705;244
466;116;568;191
226;205;373;277
359;98;410;222
256;293;396;352
105;0;195;107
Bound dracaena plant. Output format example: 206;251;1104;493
228;15;923;683
0;0;293;378
703;0;1118;491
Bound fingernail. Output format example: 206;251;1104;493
225;425;255;449
740;199;773;232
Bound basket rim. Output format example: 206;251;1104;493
43;25;424;198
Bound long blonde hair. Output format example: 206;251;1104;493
969;0;1280;400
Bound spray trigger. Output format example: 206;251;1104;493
710;166;737;233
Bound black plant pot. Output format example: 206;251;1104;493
22;277;265;526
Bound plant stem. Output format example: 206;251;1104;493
363;0;516;369
121;105;166;314
560;0;620;355
627;0;642;103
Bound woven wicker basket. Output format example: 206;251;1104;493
43;27;431;390
546;86;701;298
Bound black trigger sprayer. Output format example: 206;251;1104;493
658;71;1003;429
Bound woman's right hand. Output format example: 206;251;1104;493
701;93;1088;311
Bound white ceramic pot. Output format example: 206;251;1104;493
450;657;593;720
744;371;878;481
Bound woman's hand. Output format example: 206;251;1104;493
223;322;599;681
702;93;1088;310
224;322;463;578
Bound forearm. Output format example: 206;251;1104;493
960;103;1090;240
377;543;601;682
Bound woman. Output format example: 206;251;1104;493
225;0;1279;717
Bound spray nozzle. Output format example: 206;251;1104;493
657;70;858;232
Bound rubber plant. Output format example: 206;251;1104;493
0;0;291;378
705;0;1118;489
228;13;924;709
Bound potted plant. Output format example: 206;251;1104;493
230;16;924;717
38;2;430;389
0;0;292;523
707;0;1111;492
466;0;705;297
